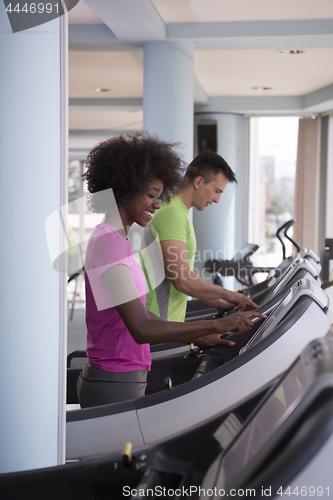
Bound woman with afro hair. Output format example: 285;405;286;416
77;133;264;408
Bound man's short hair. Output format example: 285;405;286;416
184;150;237;185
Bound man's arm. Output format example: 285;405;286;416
160;240;258;310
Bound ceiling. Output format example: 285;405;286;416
150;0;333;23
68;0;333;151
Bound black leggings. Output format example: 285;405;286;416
77;360;148;408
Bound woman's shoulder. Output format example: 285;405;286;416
86;223;128;264
90;223;127;242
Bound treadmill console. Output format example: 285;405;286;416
262;257;319;306
240;279;328;354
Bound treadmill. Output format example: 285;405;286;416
185;249;321;323
4;336;333;500
199;336;333;498
0;377;273;500
239;248;321;299
66;251;322;406
65;278;331;460
203;216;319;292
185;254;321;324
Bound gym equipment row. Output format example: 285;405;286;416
3;336;333;500
66;269;331;459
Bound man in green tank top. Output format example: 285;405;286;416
142;151;258;346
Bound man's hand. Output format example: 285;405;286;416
225;290;259;311
216;310;267;336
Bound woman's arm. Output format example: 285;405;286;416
102;264;265;345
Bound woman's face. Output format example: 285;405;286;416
124;178;164;227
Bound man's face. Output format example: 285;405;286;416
192;171;229;211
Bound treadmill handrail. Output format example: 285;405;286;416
284;219;301;254
276;219;295;260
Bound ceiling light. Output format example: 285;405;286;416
89;87;112;92
289;49;304;55
251;86;273;91
275;49;304;55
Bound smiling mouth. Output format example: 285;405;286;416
144;210;154;219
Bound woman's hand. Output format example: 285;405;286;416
193;333;237;348
216;310;267;336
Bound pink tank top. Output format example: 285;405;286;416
84;223;150;373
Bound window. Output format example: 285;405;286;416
68;160;103;311
248;117;299;272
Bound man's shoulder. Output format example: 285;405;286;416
147;198;189;243
158;195;179;212
152;196;188;225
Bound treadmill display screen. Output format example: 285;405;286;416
262;260;299;305
215;359;311;490
244;289;293;350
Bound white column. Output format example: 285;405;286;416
0;9;67;473
193;113;247;288
143;41;195;166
